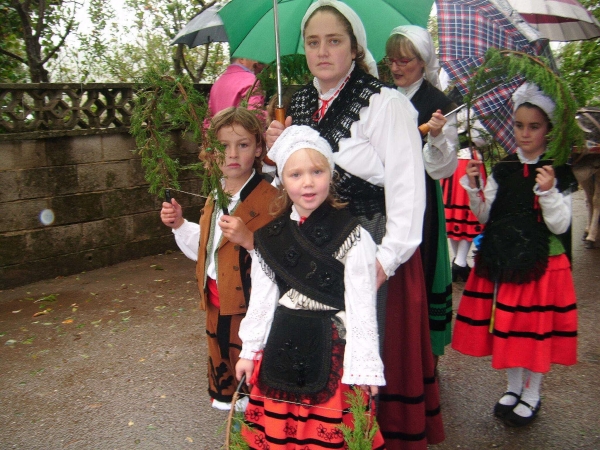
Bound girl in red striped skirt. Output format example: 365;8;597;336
236;125;386;449
451;83;578;427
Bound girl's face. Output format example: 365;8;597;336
387;51;425;88
304;11;356;92
217;124;262;191
281;148;331;218
514;105;550;159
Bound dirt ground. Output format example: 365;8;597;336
0;190;598;450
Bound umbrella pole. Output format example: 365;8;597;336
273;0;286;124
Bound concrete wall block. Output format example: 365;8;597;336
46;135;103;166
77;161;132;192
50;193;105;224
17;166;79;199
80;216;134;248
102;187;156;218
0;140;47;171
0;232;27;266
1;199;50;233
23;223;84;260
127;158;147;185
131;211;165;241
0;171;20;202
102;134;137;161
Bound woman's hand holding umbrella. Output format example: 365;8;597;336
266;115;293;149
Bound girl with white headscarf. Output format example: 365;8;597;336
237;125;387;448
265;2;444;449
452;83;578;427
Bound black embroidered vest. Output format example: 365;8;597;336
289;68;386;218
254;203;359;309
476;154;575;284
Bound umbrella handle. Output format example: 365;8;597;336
418;123;430;136
274;107;286;125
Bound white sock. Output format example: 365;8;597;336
499;368;523;405
454;240;471;267
513;370;543;417
449;238;459;259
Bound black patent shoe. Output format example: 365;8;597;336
503;399;541;427
452;262;471;282
493;392;521;418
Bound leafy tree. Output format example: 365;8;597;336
0;1;29;82
3;0;80;82
556;0;600;106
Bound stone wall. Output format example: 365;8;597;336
0;132;205;289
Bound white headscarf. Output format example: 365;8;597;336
301;0;378;78
389;25;441;90
267;125;335;176
512;83;556;125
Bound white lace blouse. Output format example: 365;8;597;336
238;207;386;387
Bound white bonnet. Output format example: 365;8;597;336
512;83;556;124
301;0;378;78
389;25;441;90
267;125;335;175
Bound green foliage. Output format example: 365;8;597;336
556;0;600;107
337;387;379;450
465;48;584;166
130;62;229;209
221;412;251;450
256;54;313;100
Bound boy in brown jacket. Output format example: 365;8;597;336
160;107;277;410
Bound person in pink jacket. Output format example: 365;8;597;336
207;57;266;119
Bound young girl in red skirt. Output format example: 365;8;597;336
451;83;578;427
235;125;386;449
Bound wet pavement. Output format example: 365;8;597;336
0;191;598;450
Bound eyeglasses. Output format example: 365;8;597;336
383;56;416;67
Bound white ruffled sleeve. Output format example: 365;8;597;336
237;250;280;360
341;226;385;386
172;219;200;261
460;173;497;224
422;112;459;180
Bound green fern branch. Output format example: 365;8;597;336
464;48;584;166
130;63;230;210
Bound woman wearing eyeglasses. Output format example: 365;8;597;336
383;26;459;368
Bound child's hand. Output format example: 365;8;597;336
427;109;446;138
536;165;555;192
219;216;254;250
465;159;484;189
266;116;292;148
375;259;387;290
160;198;184;229
235;358;255;385
358;385;379;396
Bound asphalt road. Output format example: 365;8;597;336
0;191;598;450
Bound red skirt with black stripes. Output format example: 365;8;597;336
241;376;385;449
452;254;577;373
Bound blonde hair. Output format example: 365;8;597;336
385;33;424;64
269;149;347;217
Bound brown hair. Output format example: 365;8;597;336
303;6;370;74
208;107;266;171
269;149;347;217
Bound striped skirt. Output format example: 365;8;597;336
441;158;486;242
452;254;577;373
242;375;386;449
377;251;445;449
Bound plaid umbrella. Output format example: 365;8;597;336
436;0;554;153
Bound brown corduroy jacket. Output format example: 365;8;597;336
196;174;278;316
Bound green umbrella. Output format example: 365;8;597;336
218;0;434;64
